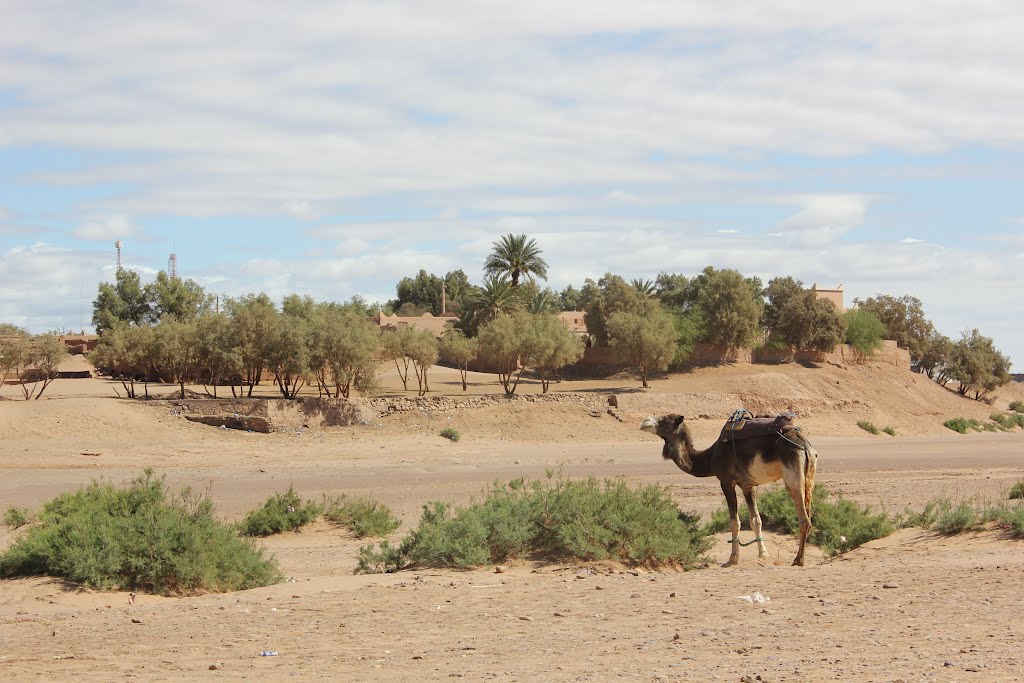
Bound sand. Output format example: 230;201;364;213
1;358;1023;681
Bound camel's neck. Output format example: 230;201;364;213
667;429;716;478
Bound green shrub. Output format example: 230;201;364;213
322;495;400;538
944;417;980;434
933;502;981;534
238;486;322;537
1009;481;1024;500
857;420;880;435
993;506;1024;539
713;485;895;556
900;496;1024;538
357;477;712;573
439;427;461;442
882;426;896;436
0;470;281;594
3;507;33;529
1009;401;1024;413
991;413;1024;430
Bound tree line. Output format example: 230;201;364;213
0;324;68;400
83;232;1012;400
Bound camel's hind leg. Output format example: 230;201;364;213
781;448;814;566
721;481;741;566
742;487;769;559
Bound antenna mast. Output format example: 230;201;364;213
115;240;123;270
168;252;178;280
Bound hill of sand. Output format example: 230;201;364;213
1;356;1023;680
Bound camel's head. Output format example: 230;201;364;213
640;414;689;463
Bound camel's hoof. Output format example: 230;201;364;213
722;559;739;568
792;558;805;567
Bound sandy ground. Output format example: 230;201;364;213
1;359;1023;681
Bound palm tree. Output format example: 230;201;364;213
484;233;549;287
631;278;657;298
465;275;521;331
527;290;557;315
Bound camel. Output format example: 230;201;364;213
640;413;817;566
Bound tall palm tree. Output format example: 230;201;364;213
527;290;557;315
484;233;549;287
631;278;657;298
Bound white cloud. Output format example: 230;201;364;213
607;190;635;202
901;237;923;244
779;194;870;246
439;207;460;220
72;214;147;242
283;200;316;220
716;229;739;234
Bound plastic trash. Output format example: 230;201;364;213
736;592;770;604
259;651;279;657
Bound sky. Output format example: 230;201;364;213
1;1;1022;368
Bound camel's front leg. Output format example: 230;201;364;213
743;487;769;560
721;481;740;566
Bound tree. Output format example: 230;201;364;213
152;317;200;399
520;313;584;393
843;309;886;358
321;308;380;398
917;331;953;383
558;285;582;311
194;313;241;398
0;324;30;387
90;323;156;398
689;267;763;349
654;272;690;311
459;275;521;336
92;269;153;333
526;289;558;315
147;271;211;322
763;276;805;336
484;233;549;287
607;307;678;388
226;294;277;396
265;313;309;399
631;278;657;298
439;330;479;391
853;294;934;361
390;269;471;316
774;291;846;353
580;274;653;347
477;313;528;395
380;326;417;391
947;329;1011;400
406;329;439;396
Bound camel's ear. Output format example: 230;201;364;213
672;415;685;432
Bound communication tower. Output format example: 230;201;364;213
169;252;178;280
115;240;123;270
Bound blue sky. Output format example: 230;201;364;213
1;1;1022;367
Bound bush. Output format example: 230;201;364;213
901;496;1024;539
1010;481;1024;500
857;420;880;435
991;413;1024;431
3;507;33;529
710;485;895;556
238;487;322;537
882;426;896;437
994;506;1024;539
944;417;980;434
322;495;400;538
0;471;281;594
440;427;461;442
1010;401;1024;414
357;477;712;573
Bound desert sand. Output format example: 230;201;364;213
1;358;1022;681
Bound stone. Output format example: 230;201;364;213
883;582;899;589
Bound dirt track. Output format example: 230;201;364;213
1;364;1023;681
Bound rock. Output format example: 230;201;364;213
662;609;674;615
882;582;899;589
209;664;220;670
741;676;755;683
518;615;534;621
494;565;506;574
669;592;677;597
943;661;954;667
131;618;143;624
631;593;642;599
595;585;605;591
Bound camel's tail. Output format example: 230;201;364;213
803;445;817;521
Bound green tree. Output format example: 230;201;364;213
407;329;439;396
484;233;549;287
853;294;934;360
631;278;657;298
8;334;68;400
654;272;690;311
775;291;846;353
0;324;30;387
390;269;471;316
459;275;521;336
607;307;678;388
527;289;558;315
520;313;584;393
265;313;309;399
90;323;156;398
580;274;652;347
917;331;953;384
439;330;479;391
152;317;200;399
194;313;240;398
947;329;1011;400
321;308;380;398
843;309;886;358
689;267;763;349
477;313;528;395
380;326;417;391
225;294;277;396
558;284;582;311
92;269;153;333
146;271;211;322
763;276;805;336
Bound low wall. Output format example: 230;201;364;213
610;391;869;420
